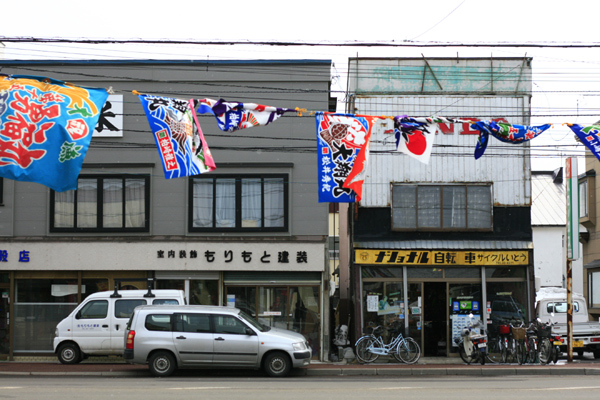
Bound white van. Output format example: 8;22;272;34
53;288;186;364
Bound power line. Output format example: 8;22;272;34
5;37;600;48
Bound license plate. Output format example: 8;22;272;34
478;343;487;348
553;341;562;346
573;340;584;348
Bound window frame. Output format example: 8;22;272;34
49;174;150;233
391;183;493;232
188;174;289;233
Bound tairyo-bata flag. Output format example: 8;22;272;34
316;112;378;203
138;94;216;179
196;98;296;132
471;120;551;159
394;116;466;164
569;124;600;162
0;74;109;192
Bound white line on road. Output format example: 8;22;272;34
168;387;231;390
523;387;600;391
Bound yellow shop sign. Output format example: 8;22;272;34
355;249;529;266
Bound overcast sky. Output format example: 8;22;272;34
3;0;600;171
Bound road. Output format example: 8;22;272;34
1;375;600;400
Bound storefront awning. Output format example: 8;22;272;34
354;240;533;250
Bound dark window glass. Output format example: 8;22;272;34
145;314;172;331
114;299;146;319
392;184;492;231
79;300;108;319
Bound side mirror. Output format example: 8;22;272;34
245;327;255;336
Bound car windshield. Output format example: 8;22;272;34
239;310;271;332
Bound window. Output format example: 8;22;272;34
145;314;172;332
114;299;146;319
546;301;580;314
79;300;108;319
189;175;288;232
580;180;588;218
589;270;600;309
392;184;492;231
328;236;339;260
50;175;150;232
214;314;249;335
174;313;211;333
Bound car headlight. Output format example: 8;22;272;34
293;341;307;351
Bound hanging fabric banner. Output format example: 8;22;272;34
568;124;600;162
138;93;216;179
0;74;109;192
196;98;296;132
471;120;551;159
316;112;378;203
394;116;466;164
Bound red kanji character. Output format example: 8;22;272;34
66;119;88;140
0;139;46;168
11;93;60;123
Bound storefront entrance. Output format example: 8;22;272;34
360;263;530;358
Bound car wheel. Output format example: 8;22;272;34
57;343;81;365
264;351;291;377
148;351;176;377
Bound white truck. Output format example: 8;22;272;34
536;289;600;358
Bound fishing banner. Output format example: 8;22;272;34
470;120;551;159
0;74;109;192
316;112;378;203
196;98;296;132
394;116;466;164
138;94;216;179
569;124;600;162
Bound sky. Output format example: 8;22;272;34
2;0;600;171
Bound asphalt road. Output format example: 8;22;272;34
1;375;600;400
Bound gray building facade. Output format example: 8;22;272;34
0;60;332;360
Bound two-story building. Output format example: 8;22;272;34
0;59;333;360
339;57;536;357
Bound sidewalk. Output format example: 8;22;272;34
1;357;600;377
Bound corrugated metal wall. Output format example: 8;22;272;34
354;95;532;207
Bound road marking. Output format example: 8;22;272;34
168;387;231;390
523;386;600;391
376;387;425;390
0;387;21;389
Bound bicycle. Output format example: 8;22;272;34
355;323;421;364
511;322;527;365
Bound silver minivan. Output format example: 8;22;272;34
124;305;311;377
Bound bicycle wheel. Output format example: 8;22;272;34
538;338;551;365
527;338;538;364
355;337;380;363
397;337;421;364
506;338;517;363
485;336;502;364
516;340;525;365
500;337;508;363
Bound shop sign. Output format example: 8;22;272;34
0;250;31;263
156;249;308;264
355;249;528;266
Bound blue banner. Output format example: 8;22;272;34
138;94;216;179
569;124;600;162
0;75;108;192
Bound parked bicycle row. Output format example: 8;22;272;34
457;314;562;365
